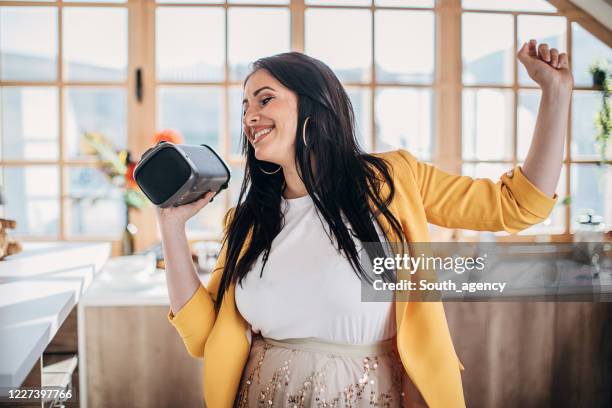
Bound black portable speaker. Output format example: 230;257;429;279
133;142;231;208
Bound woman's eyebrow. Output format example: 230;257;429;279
242;86;276;106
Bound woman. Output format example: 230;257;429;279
159;40;572;408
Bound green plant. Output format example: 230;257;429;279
589;59;612;166
82;132;148;210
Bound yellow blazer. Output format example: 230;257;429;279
168;149;557;407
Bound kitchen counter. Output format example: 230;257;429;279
81;269;211;307
0;241;111;400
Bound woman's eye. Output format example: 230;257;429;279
261;97;273;106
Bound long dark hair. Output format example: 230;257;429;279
214;52;406;312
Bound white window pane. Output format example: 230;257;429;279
462;88;513;161
462;13;513;85
376;0;434;7
64;166;126;237
229;164;246;207
375;10;434;84
187;195;225;235
156;7;224;82
375;87;432;160
158;87;223;152
306;0;370;5
63;8;127;82
64;87;127;160
571;164;612;232
0;7;57;81
228;7;290;82
461;162;510;181
346;86;372;152
462;0;556;12
158;0;221;3
230;0;289;4
230;86;245;157
518;165;566;235
1;87;58;160
306;9;372;83
572;22;612;88
1;166;59;236
518;15;566;87
64;0;126;2
572;91;612;160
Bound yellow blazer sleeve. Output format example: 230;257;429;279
166;207;235;358
396;149;558;234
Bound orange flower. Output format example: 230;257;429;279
153;129;184;145
126;161;138;189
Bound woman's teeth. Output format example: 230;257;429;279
254;127;274;144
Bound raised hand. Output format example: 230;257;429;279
517;39;573;93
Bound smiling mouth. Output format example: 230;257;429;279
253;127;274;145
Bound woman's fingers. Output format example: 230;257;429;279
558;53;569;69
538;42;550;62
528;39;538;57
549;48;559;68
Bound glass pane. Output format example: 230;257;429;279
0;7;57;81
64;166;126;237
462;88;513;161
346;86;372;152
306;9;372;83
462;13;513;85
65;0;126;2
375;87;432;160
1;87;58;160
376;0;434;7
228;7;290;82
461;162;510;181
518;15;566;87
375;10;434;84
1;166;59;236
63;8;127;82
572;22;612;88
156;7;224;82
158;0;221;3
570;164;612;232
64;87;127;160
187;194;226;235
230;0;289;4
64;0;126;2
572;91;612;160
229;163;246;207
462;0;556;12
519;164;566;235
158;87;223;151
230;86;245;157
306;0;370;5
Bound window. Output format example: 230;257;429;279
0;0;129;238
460;0;612;236
1;0;610;245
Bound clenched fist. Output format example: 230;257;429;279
517;39;574;93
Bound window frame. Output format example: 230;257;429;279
1;0;611;249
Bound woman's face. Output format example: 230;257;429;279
242;69;299;165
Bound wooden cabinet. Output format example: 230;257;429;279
445;302;612;407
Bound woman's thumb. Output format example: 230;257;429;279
517;42;529;63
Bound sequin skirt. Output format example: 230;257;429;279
234;335;406;408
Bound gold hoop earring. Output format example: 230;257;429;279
302;116;311;147
259;165;282;175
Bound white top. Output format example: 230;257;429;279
235;194;396;345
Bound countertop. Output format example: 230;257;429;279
0;241;111;389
